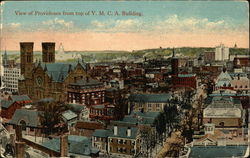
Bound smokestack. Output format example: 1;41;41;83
15;125;25;158
127;127;131;137
114;125;118;136
60;134;68;157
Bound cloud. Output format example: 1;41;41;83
155;14;229;33
42;18;73;28
10;23;21;28
89;14;242;34
91;19;144;32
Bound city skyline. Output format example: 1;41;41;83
1;1;249;51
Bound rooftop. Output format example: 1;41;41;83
10;95;31;102
189;145;248;158
62;110;77;121
92;129;112;138
1;100;14;109
42;135;99;156
37;61;86;82
8;109;42;127
128;93;171;103
110;126;138;139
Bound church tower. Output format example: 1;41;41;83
2;49;8;67
20;42;34;78
42;42;55;63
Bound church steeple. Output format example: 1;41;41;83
3;49;8;67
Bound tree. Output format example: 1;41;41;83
39;101;66;136
139;125;155;157
154;112;166;144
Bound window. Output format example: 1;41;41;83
219;122;224;127
148;103;152;111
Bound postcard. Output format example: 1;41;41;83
0;1;249;158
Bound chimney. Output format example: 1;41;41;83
127;127;131;137
60;134;68;157
15;125;25;158
114;125;118;136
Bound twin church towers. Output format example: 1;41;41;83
20;42;55;77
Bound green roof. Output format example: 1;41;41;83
128;93;171;103
190;146;248;158
111;111;160;126
42;135;99;156
110;127;138;139
9;109;42;127
1;100;14;108
62;110;77;121
66;104;86;113
92;129;112;138
38;61;86;82
10;95;31;102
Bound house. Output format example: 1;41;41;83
215;69;249;92
89;104;119;121
92;129;112;153
71;121;105;137
128;93;171;114
9;95;32;105
42;135;99;157
7;109;43;136
66;103;89;120
62;110;78;129
203;96;244;134
1;100;21;119
67;77;105;106
108;125;140;157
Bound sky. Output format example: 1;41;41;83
1;1;249;51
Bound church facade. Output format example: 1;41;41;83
18;42;88;102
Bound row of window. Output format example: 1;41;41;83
4;70;20;74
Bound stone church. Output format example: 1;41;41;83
18;42;88;102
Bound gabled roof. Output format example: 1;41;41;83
1;100;14;109
8;109;42;127
190;145;247;158
92;129;112;138
42;135;99;156
66;104;86;113
10;95;31;102
62;110;77;121
128;93;171;103
110;127;138;139
36;61;86;82
216;71;232;82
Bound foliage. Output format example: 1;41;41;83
139;125;156;157
39;101;66;136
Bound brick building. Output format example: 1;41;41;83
18;42;89;102
172;73;197;89
203;96;244;129
128;93;171;114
